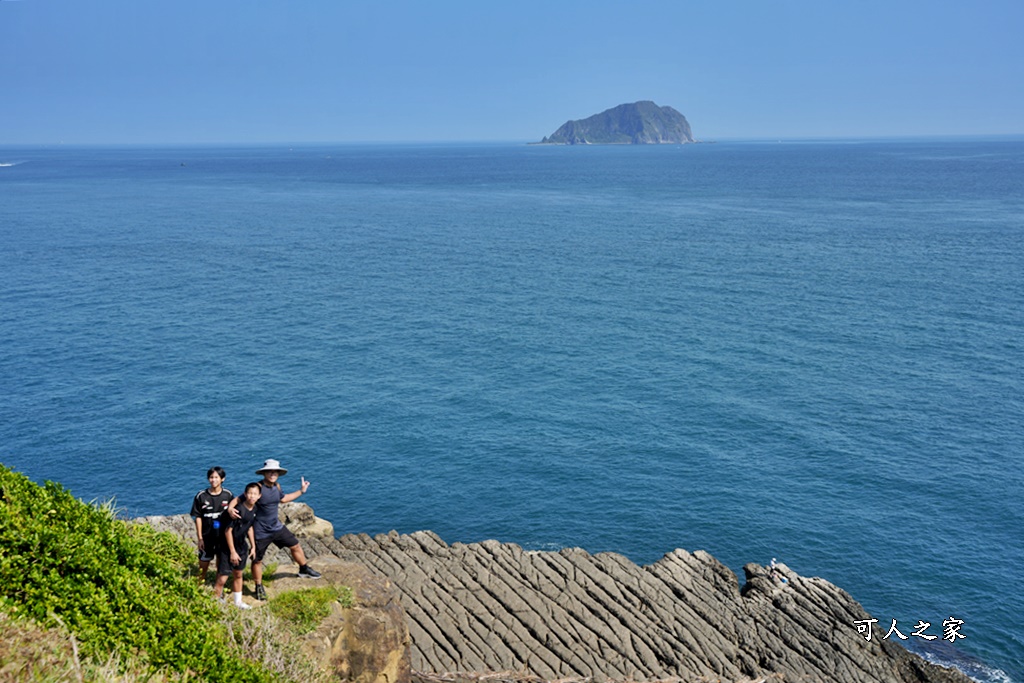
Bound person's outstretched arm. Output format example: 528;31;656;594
280;477;310;504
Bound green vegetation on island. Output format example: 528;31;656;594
540;101;695;145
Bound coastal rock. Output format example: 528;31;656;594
137;502;333;546
268;556;411;683
134;511;195;539
540;101;694;145
279;501;336;538
138;510;971;683
327;532;971;683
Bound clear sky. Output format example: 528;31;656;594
1;0;1022;144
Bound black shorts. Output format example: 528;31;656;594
254;527;299;562
198;531;221;563
216;542;250;576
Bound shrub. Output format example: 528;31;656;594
0;465;275;682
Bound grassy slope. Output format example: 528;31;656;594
0;464;278;682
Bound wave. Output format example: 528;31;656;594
917;648;1016;683
0;162;23;167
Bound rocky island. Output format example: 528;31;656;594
141;504;971;683
539;101;695;145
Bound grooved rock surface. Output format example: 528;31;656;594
139;510;971;683
319;531;969;683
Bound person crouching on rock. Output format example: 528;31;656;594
213;481;261;609
228;458;321;601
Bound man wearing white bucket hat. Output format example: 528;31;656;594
228;458;321;600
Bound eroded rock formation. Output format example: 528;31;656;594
142;507;970;683
323;532;969;683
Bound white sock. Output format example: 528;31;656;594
232;591;244;605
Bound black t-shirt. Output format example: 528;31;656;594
225;501;257;551
190;488;234;535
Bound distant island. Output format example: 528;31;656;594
539;100;695;145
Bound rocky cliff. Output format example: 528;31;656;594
540;101;694;145
144;506;970;683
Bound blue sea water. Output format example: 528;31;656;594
1;140;1022;682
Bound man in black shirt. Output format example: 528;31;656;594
228;458;320;601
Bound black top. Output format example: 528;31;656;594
225;501;257;550
190;488;234;535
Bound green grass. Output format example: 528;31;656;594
269;585;354;634
245;561;278;584
0;609;195;682
0;464;276;682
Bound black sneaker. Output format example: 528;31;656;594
254;584;267;601
298;565;321;579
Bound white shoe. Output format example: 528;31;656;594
235;601;252;610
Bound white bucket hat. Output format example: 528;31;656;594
255;458;288;476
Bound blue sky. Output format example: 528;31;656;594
1;0;1021;144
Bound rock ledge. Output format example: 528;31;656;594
320;531;969;683
139;509;970;683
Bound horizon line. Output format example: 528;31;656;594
3;133;1024;148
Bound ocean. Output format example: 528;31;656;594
1;139;1021;682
